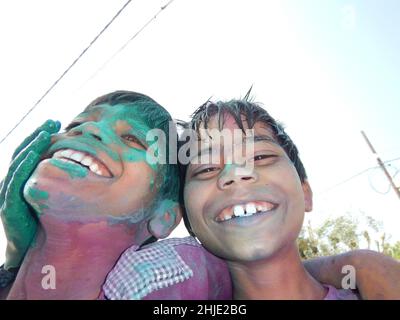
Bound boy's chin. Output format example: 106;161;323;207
217;238;296;263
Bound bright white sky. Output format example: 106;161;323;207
0;0;399;264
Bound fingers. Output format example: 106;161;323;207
11;119;61;160
3;197;38;270
1;120;60;203
6;151;40;200
11;131;51;170
0;140;43;203
1;152;40;270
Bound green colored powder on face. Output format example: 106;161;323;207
223;164;233;173
76;105;158;167
26;187;49;217
66;102;178;196
121;148;158;171
101;105;160;171
49;158;88;179
27;187;48;201
154;198;177;226
150;174;155;190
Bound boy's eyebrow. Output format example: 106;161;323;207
64;111;92;130
189;134;280;162
64;119;85;131
250;135;280;146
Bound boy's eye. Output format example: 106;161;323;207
192;166;220;178
121;134;147;150
253;154;278;163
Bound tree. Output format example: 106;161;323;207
298;214;399;260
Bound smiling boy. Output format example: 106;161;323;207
1;91;183;299
178;99;400;299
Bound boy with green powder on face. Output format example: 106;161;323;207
0;91;185;299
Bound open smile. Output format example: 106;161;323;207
215;200;278;222
50;149;113;178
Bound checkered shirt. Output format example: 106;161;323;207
103;237;201;300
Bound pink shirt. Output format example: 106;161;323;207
102;237;359;300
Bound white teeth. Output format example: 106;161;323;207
60;149;73;158
246;203;257;215
60;158;74;164
70;152;84;162
89;163;99;173
81;156;93;167
53;150;64;158
51;149;109;178
218;201;275;222
233;205;245;217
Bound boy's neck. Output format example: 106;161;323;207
7;213;142;300
228;243;327;300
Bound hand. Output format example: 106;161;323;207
0;120;60;270
304;250;400;299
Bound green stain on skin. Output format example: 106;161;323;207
223;164;233;173
150;174;155;190
26;187;49;217
27;187;48;201
49;158;88;179
77;104;157;165
154;199;177;227
121;149;157;171
106;207;148;226
48;138;120;161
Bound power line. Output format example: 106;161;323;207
384;156;400;165
319;166;377;195
81;0;176;85
0;0;134;146
368;168;391;195
320;156;400;195
361;130;400;199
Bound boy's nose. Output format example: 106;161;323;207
217;165;258;190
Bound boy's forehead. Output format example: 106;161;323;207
198;114;276;142
83;103;141;117
78;103;151;129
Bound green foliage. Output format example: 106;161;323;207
298;214;399;260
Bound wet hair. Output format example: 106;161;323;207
86;90;180;203
178;99;307;235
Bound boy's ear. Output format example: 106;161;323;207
148;200;183;239
302;180;313;212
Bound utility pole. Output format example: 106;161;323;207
361;131;400;199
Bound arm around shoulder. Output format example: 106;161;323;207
304;250;400;299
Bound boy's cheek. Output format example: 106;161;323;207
184;186;203;218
